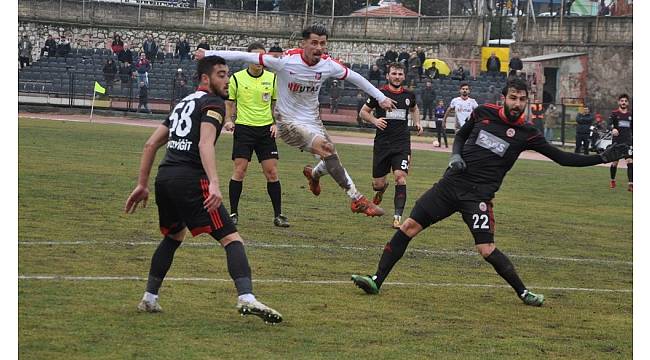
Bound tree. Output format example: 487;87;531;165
279;0;366;16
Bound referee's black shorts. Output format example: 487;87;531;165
155;176;237;240
408;178;495;245
372;143;411;178
232;123;279;162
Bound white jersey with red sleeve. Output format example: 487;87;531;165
205;49;387;125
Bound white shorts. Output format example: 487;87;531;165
276;117;332;153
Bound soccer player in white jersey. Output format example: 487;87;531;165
444;82;479;132
196;24;396;217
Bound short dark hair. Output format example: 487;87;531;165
501;77;529;97
197;56;227;78
302;24;328;39
386;62;405;72
247;42;265;52
618;93;629;101
459;82;470;89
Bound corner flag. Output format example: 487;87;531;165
94;81;106;94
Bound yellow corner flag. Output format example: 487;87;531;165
94;81;106;94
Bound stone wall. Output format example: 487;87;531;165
17;0;632;108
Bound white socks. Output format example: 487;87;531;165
142;291;158;303
238;293;257;303
311;160;328;181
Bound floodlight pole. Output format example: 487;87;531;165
330;0;335;30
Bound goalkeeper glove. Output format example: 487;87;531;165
600;143;631;163
448;154;467;174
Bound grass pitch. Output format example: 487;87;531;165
19;118;632;359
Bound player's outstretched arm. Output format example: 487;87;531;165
530;136;630;166
125;124;169;214
195;49;283;72
447;117;474;173
345;70;395;110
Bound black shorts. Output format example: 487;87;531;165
408;178;495;245
232;123;279;162
372;144;411;178
155;176;237;240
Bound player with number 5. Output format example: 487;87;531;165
352;78;631;307
358;62;423;229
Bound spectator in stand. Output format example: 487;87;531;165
143;34;158;61
102;58;118;94
155;49;165;64
119;61;135;89
420;81;436;122
118;43;134;64
408;51;421;82
175;37;191;60
416;47;426;78
329;80;342;114
376;54;387;75
384;47;398;64
111;34;124;54
18;35;32;69
434;99;448;148
135;52;151;87
598;0;610;16
575;105;594;155
545;104;559;142
425;62;439;80
368;64;382;82
486;51;501;74
508;53;523;77
397;48;410;69
137;81;151;113
174;68;188;87
40;34;57;58
175;79;190;103
56;36;71;57
451;65;466;81
268;43;283;57
486;84;501;104
196;37;210;51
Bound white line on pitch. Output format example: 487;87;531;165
18;240;632;266
17;275;632;293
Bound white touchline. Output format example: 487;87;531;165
17;275;632;293
18;240;632;266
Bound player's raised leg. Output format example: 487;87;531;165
310;134;385;217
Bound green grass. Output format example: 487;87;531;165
19;118;632;359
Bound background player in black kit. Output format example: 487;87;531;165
352;78;630;307
124;56;282;324
607;94;633;191
359;62;423;229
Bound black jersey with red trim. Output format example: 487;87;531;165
608;109;633;143
446;104;551;198
366;85;416;147
157;89;225;178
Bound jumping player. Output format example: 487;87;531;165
352;77;630;307
608;94;633;191
195;24;396;218
125;56;282;324
359;62;423;229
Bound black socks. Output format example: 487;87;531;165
229;179;243;214
267;181;282;217
484;248;526;296
225;241;253;295
146;236;182;295
374;230;412;288
394;184;406;217
610;165;617;180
